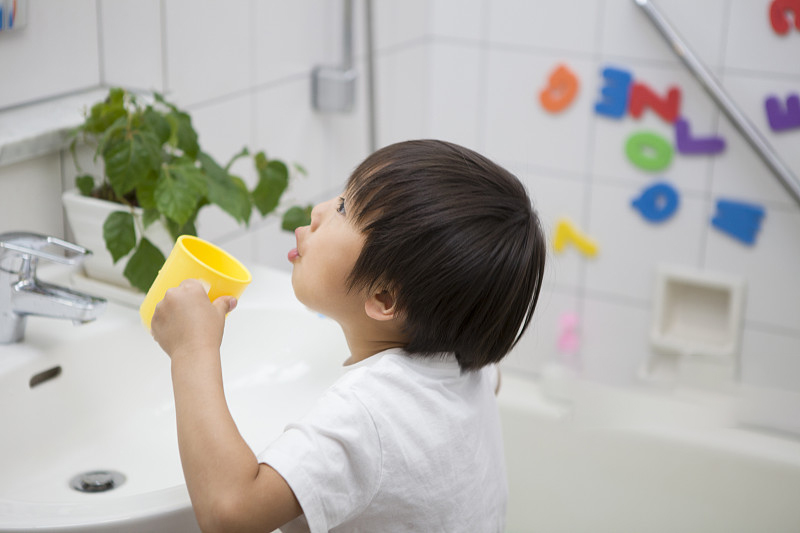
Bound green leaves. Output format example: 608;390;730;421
123;238;166;293
252;152;289;216
142;107;171;144
83;88;126;134
155;160;206;226
168;111;199;158
102;128;162;197
71;87;307;293
103;211;136;263
75;175;95;196
199;152;252;224
282;205;312;231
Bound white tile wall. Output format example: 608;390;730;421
487;0;601;55
584;181;707;302
430;0;485;41
483;49;596;175
254;73;369;200
0;0;100;109
711;72;800;208
0;154;63;236
99;0;164;92
516;170;587;290
503;287;582;375
375;44;430;146
191;93;256;242
428;0;800;390
704;204;800;334
188;93;255;186
741;329;800;391
163;0;252;107
372;0;429;51
581;296;653;386
725;0;800;77
601;0;727;70
428;42;483;151
254;1;342;87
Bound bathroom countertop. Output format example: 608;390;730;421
0;87;109;168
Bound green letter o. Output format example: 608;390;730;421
625;131;673;172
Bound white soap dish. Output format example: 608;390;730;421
650;265;746;361
641;265;746;391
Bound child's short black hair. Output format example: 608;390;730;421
344;140;546;371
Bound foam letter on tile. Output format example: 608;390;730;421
675;117;726;155
629;83;681;123
770;0;800;34
557;312;580;356
765;94;800;131
625;131;674;172
594;67;632;119
540;64;580;113
553;218;599;258
631;182;680;223
711;199;766;246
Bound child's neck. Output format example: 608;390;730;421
340;323;407;366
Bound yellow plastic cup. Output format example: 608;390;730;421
139;235;252;329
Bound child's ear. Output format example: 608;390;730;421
364;290;396;321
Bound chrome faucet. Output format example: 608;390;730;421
0;232;107;344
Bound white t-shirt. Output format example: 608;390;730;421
257;349;507;533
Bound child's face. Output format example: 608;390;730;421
289;194;365;321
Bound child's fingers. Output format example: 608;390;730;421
213;295;238;316
180;278;208;294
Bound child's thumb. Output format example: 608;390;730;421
213;295;238;315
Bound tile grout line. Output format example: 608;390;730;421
575;0;607;362
95;0;106;85
475;0;491;153
159;0;169;94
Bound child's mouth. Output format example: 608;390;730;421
288;248;299;262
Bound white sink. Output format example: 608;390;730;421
0;266;349;532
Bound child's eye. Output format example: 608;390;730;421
337;197;346;215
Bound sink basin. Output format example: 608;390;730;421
0;266;349;532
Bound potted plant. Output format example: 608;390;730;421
63;87;311;293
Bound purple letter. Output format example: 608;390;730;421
765;94;800;132
675;117;726;155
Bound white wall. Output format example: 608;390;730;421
402;0;800;393
1;0;798;396
0;0;370;273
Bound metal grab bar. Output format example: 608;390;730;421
635;0;800;207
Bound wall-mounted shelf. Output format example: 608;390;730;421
0;87;109;168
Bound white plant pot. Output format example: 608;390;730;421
62;189;175;290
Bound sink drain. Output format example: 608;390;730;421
69;470;126;493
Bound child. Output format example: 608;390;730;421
151;139;546;532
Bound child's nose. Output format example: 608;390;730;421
309;202;324;231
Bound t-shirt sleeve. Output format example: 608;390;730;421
257;383;382;533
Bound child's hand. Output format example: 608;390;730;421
151;279;237;361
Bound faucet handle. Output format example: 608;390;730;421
0;232;91;266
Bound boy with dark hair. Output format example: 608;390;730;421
151;139;547;532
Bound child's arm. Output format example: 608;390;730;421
151;280;302;532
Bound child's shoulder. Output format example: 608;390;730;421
337;349;496;408
345;349;462;382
